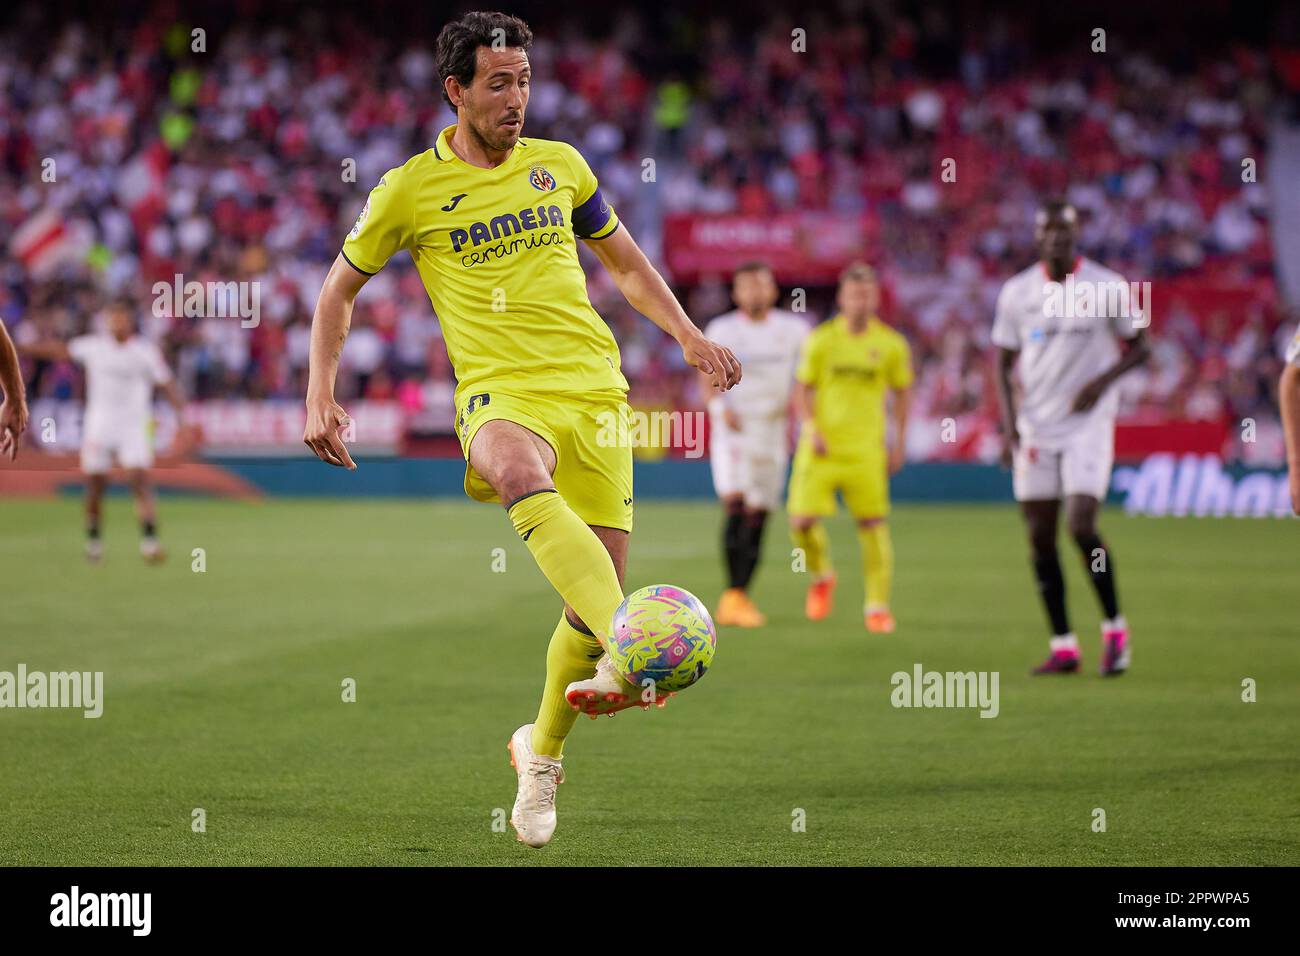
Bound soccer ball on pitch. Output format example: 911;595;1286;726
609;584;717;692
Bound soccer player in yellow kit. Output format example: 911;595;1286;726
302;12;739;849
787;263;912;633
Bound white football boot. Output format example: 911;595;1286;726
564;654;674;719
507;724;564;848
140;536;165;564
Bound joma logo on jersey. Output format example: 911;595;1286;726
450;206;566;252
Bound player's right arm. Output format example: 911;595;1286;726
990;282;1020;468
16;339;71;362
303;254;370;470
701;371;741;430
0;319;28;461
698;321;740;430
793;332;827;456
305;168;414;469
1281;358;1300;515
993;347;1019;468
792;381;826;456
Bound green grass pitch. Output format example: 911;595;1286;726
1;495;1296;866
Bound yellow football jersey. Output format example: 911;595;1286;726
796;314;913;459
342;125;628;405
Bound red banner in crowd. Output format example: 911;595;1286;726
663;213;877;284
1114;418;1229;460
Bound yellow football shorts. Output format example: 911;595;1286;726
786;443;890;520
456;389;634;532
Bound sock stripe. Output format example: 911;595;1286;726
505;487;557;510
564;608;596;637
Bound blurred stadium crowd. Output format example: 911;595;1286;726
2;1;1298;460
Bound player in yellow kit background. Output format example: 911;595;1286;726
787;262;912;633
301;11;740;849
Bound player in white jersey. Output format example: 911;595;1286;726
22;301;188;563
0;319;28;461
701;262;809;627
992;201;1150;677
1281;321;1300;515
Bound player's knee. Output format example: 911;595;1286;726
492;461;554;507
1066;513;1097;542
1027;526;1056;557
790;516;816;533
1069;524;1098;548
563;605;595;637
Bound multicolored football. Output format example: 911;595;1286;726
609;584;717;692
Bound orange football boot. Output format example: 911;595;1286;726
732;591;767;628
805;574;836;621
715;588;745;626
865;608;896;634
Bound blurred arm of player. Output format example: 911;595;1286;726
302;254;367;470
698;368;741;430
1281;362;1300;515
583;227;740;392
792;381;827;456
157;377;199;455
1071;328;1151;413
889;386;910;475
0;319;29;461
993;347;1019;468
16;338;71;361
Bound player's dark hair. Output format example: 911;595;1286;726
1038;199;1077;221
732;261;773;280
839;261;877;285
436;11;534;110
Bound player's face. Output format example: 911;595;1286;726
460;47;530;151
106;307;132;340
837;276;879;319
732;270;777;315
1035;207;1078;262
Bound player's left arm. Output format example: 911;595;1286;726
1072;328;1151;413
158;378;185;417
0;319;28;461
583;227;740;392
1280;361;1300;515
888;337;914;474
889;387;911;475
150;350;198;453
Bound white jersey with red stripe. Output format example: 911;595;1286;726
68;334;172;437
703;309;809;420
991;257;1141;447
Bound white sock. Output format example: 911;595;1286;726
1050;634;1079;653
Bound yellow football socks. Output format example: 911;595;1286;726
531;612;602;757
792;522;832;577
858;521;893;609
508;488;624;646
